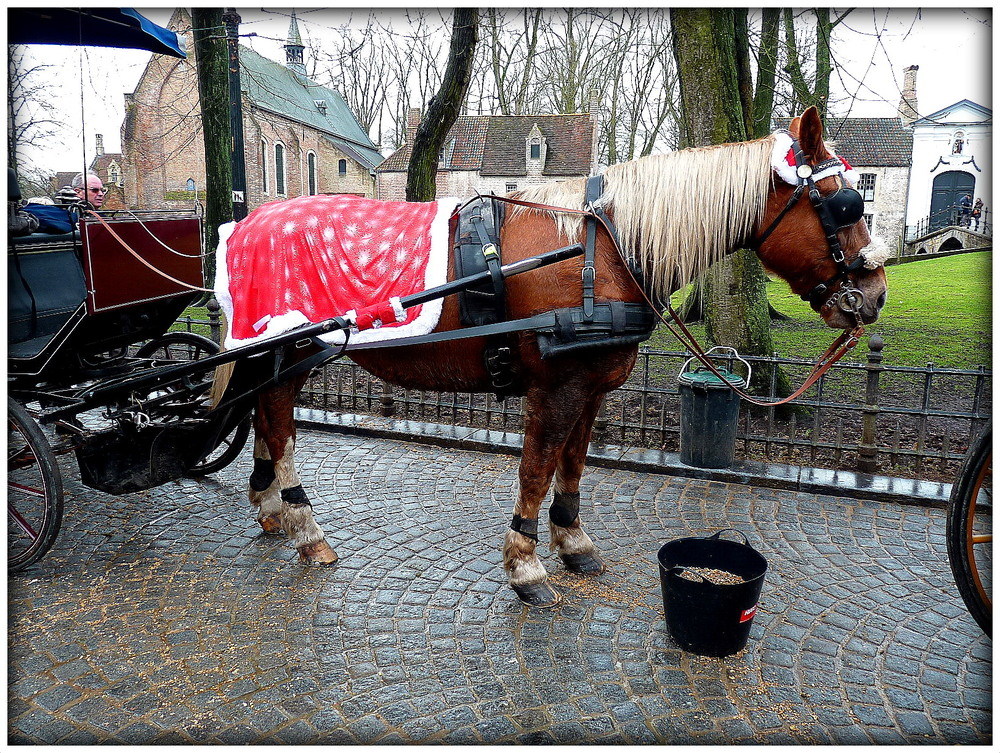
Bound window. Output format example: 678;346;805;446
530;142;541;159
109;164;121;185
186;178;196;192
338;159;347;176
307;152;317;195
506;183;518;192
261;139;268;194
857;173;876;202
863;214;874;232
275;143;285;195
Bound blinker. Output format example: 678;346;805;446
822;188;865;230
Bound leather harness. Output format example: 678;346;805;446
424;177;655;398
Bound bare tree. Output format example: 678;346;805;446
7;47;63;171
783;9;853;117
406;9;478;201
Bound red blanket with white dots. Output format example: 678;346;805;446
214;194;458;350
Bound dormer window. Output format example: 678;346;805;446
314;99;327;115
525;124;547;170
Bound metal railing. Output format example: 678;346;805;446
906;206;991;242
177;309;991;484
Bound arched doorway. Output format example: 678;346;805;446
930;170;975;230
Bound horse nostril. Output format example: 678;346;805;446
876;291;887;309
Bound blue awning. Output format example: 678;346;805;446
7;8;186;58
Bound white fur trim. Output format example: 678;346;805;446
770;130;857;186
389;296;405;323
861;235;893;269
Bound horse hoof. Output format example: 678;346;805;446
512;581;562;609
298;541;338;566
561;551;606;576
258;514;283;535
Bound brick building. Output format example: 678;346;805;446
376;107;599;201
777;114;912;254
48;134;127;210
122;9;381;211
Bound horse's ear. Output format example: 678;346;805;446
798;106;829;162
788;116;802;138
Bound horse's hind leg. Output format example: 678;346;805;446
256;382;337;566
550;393;606;575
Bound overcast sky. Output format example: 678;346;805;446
12;6;992;177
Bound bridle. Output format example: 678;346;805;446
751;134;868;323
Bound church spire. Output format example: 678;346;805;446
284;10;305;75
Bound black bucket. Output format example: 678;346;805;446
677;349;749;469
657;530;768;657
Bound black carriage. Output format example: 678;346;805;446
7;173;260;570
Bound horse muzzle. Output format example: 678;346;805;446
819;276;886;328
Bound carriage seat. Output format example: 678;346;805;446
8;232;87;356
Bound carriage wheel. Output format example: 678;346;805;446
947;424;992;637
135;331;252;475
187;415;252;476
8;397;64;572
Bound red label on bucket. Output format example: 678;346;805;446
739;605;757;623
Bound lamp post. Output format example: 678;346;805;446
222;8;247;221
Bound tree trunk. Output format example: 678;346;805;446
193;7;232;282
406;9;478;202
671;8;781;394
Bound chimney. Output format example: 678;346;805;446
95;133;104;157
898;65;919;126
587;88;601;173
407;107;421;144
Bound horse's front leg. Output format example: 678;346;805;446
256;382;337;566
549;393;606;575
504;385;590;608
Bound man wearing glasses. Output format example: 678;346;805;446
71;172;107;209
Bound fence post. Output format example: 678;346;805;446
593;399;609;442
380;380;395;417
207;296;221;345
858;334;884;474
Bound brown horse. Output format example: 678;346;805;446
216;107;887;607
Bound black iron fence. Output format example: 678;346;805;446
177;308;991;484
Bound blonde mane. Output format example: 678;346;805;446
512;135;776;300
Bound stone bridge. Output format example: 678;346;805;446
902;225;991;258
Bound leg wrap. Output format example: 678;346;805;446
510;514;539;541
281;485;312;508
250;458;276;492
550;492;581;527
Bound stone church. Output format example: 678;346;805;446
121;9;381;211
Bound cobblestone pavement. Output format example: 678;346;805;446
8;429;992;744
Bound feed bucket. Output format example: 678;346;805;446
657;530;768;657
677;348;749;469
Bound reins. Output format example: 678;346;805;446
473;181;865;408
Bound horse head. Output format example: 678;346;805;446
754;107;888;329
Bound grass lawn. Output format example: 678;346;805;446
651;251;992;369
